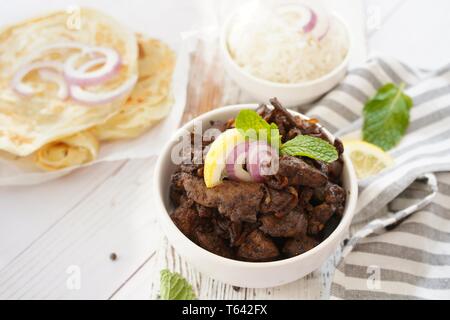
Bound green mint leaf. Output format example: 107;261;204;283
280;135;338;163
235;109;280;146
160;269;196;300
363;82;413;151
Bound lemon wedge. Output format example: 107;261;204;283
204;128;246;188
343;140;394;180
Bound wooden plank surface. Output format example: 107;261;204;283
0;159;162;299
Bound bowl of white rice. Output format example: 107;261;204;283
220;0;351;107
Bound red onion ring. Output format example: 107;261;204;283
247;141;278;182
10;42;130;104
77;57;108;73
278;4;317;33
69;75;137;106
310;6;330;41
11;61;63;97
303;8;317;33
38;69;69;100
64;47;121;86
277;4;330;41
225;142;253;182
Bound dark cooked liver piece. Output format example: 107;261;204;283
266;156;328;189
237;230;280;262
177;173;265;223
260;207;307;238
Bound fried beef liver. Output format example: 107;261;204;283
324;183;346;207
237;230;280;261
260;208;308;238
260;186;298;216
171;205;199;238
194;228;234;259
308;182;346;234
314;182;346;216
283;235;319;257
308;203;335;235
177;173;264;223
266;156;327;189
170;195;197;238
169;99;347;262
211;213;246;247
196;203;214;218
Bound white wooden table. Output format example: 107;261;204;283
1;0;449;300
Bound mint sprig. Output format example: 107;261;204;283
235;109;338;163
281;135;338;163
363;83;413;151
160;269;196;300
235;109;281;146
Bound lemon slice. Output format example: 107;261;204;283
343;140;394;179
204;128;246;188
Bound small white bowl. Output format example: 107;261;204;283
220;13;352;107
153;104;358;288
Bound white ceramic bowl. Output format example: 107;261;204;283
220;13;352;107
154;104;358;288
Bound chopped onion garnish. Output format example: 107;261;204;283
226;142;253;182
64;47;121;86
69;75;137;106
247;141;278;182
10;42;131;104
303;9;317;33
77;57;108;73
278;3;329;41
277;4;317;33
223;140;279;183
38;69;69;100
310;5;330;40
11;61;63;96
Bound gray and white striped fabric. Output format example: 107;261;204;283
302;56;450;300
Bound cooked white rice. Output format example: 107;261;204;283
227;2;349;84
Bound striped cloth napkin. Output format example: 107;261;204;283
302;56;450;300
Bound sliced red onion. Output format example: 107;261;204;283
64;47;121;86
247;141;278;182
278;3;330;41
225;142;253;182
11;61;63;96
77;57;108;73
38;69;69;100
69;75;137;106
278;4;317;33
310;6;330;41
303;8;317;33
